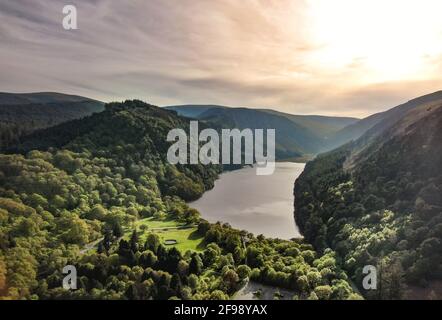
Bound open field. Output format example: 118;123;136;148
153;228;205;253
136;217;186;229
124;217;205;253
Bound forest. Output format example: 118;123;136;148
0;93;104;150
0;100;360;300
294;106;442;299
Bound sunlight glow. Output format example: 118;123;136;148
307;0;442;82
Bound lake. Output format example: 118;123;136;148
190;162;305;239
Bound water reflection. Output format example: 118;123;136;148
190;162;305;239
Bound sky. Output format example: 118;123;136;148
1;0;442;117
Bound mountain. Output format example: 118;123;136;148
327;90;442;150
166;104;359;161
259;109;358;139
0;92;105;150
294;94;442;299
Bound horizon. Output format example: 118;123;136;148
5;89;442;120
2;1;442;117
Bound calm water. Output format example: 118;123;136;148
190;162;305;239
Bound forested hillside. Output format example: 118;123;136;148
0;92;104;150
294;101;442;299
0;100;359;300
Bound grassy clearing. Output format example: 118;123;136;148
136;217;184;229
124;217;206;253
154;228;205;253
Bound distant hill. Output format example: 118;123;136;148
260;109;358;140
294;92;442;299
0;92;104;150
166;104;359;161
0;92;102;105
327;90;442;150
166;105;224;119
214;91;442;155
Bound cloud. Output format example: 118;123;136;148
1;0;442;117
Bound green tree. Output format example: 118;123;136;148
189;255;203;275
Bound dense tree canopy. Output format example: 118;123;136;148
0;100;359;300
295;107;442;299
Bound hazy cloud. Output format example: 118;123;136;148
1;0;442;117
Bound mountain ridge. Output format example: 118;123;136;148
327;90;442;150
0;92;102;105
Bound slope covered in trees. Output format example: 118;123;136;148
294;100;442;299
0;92;104;150
0;100;359;300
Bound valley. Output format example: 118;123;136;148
167;104;359;160
0;99;360;300
1;91;441;300
3;0;442;305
